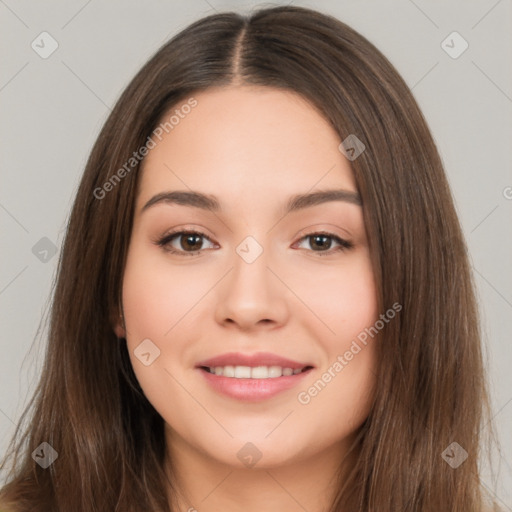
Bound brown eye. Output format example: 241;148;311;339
156;230;216;256
309;234;333;250
178;233;203;251
294;232;353;255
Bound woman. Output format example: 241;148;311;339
0;5;500;511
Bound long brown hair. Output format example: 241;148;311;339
0;5;497;511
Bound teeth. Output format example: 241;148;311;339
223;365;235;377
209;365;306;379
252;366;271;379
234;366;251;378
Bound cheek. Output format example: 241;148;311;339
289;252;378;342
120;248;200;406
121;246;206;339
291;254;378;423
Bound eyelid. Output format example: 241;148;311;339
293;223;353;241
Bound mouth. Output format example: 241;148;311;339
199;364;314;379
195;352;315;401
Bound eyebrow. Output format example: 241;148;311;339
140;188;362;215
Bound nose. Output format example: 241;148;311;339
214;240;290;332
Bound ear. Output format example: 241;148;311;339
111;307;126;339
113;320;126;339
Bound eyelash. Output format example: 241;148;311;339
154;229;354;257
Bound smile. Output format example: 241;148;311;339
201;365;312;379
195;352;315;401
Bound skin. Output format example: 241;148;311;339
114;85;379;511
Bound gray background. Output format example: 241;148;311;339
1;0;511;507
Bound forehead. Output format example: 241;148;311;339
137;85;357;210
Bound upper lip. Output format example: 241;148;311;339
196;352;314;371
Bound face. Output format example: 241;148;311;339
115;85;379;469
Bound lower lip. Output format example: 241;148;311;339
197;367;313;401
